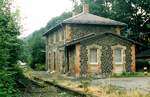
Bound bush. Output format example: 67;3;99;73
34;64;45;71
0;68;21;97
112;72;150;77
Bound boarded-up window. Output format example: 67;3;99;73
59;32;62;41
56;32;59;42
48;36;52;44
53;34;56;43
90;48;97;64
114;48;122;64
62;32;64;41
51;35;53;44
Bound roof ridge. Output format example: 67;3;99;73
63;12;126;26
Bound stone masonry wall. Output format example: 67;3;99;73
80;34;133;76
46;27;65;72
70;24;117;40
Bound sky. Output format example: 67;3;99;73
16;0;74;38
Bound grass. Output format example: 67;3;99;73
112;72;150;78
97;85;150;97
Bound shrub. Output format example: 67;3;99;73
112;72;150;77
34;64;45;71
0;69;21;97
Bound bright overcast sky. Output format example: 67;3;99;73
16;0;74;38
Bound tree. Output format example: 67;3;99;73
46;12;72;29
28;28;46;69
0;0;20;66
110;0;150;46
0;0;22;96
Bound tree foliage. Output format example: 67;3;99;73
0;0;22;96
27;28;46;69
0;0;20;66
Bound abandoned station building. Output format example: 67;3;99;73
44;4;137;77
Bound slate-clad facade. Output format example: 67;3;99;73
44;4;137;77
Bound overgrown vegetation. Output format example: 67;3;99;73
0;68;21;97
97;85;150;97
112;72;150;77
0;0;25;96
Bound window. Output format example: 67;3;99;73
51;35;53;44
56;32;59;42
62;32;64;40
48;36;52;44
87;44;102;65
114;48;122;64
112;45;126;65
53;34;56;43
59;32;62;41
89;48;98;64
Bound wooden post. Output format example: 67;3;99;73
131;45;136;72
75;43;80;77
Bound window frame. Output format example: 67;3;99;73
89;48;98;64
114;48;123;64
87;44;102;65
111;44;126;65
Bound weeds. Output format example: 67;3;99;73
112;72;150;77
97;85;150;97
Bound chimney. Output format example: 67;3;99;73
83;3;89;13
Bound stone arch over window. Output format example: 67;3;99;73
87;44;102;65
111;44;126;65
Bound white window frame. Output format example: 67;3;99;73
89;48;98;64
87;44;102;65
111;44;126;65
114;48;123;64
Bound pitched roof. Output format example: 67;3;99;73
63;33;142;47
44;12;127;36
63;13;126;26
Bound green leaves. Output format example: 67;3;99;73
0;0;20;66
0;69;20;97
0;0;23;96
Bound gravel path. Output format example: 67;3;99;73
32;71;150;94
92;77;150;93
